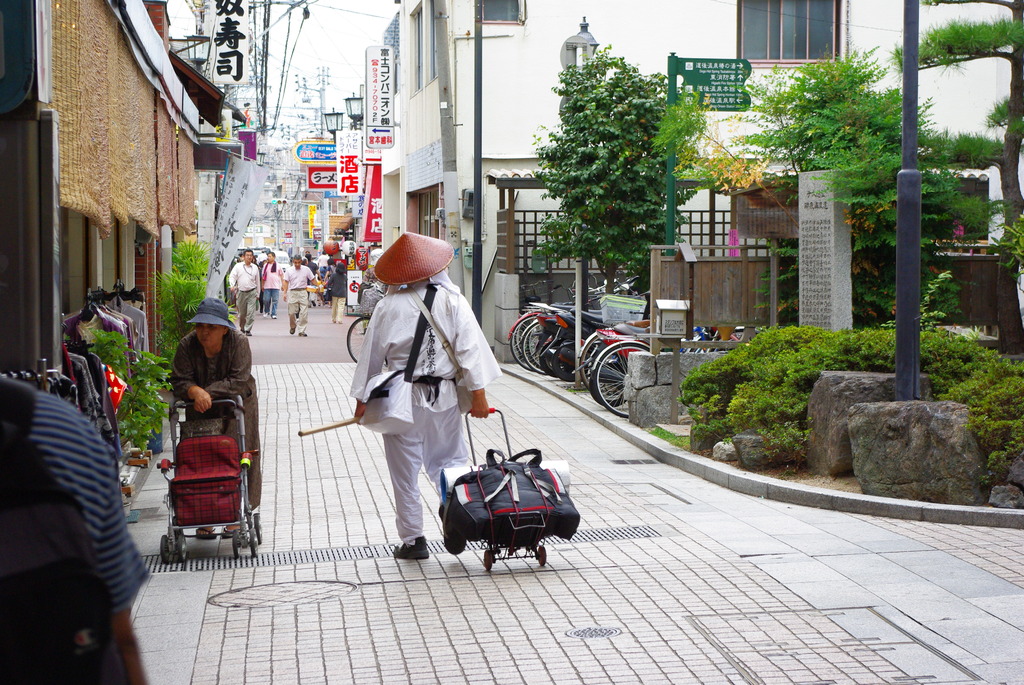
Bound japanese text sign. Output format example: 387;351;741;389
365;46;395;149
336;130;363;196
675;57;751;112
307;166;338;190
212;0;249;84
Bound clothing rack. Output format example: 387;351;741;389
0;359;60;391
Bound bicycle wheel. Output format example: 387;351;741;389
516;317;547;374
577;332;608;385
346;315;372;362
588;341;650;417
509;315;542;372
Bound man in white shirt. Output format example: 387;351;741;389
282;254;315;336
316;251;330;279
228;249;261;336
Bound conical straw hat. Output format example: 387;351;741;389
373;232;454;285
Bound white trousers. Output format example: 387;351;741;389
382;403;469;545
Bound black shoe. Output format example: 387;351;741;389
394;536;429;560
245;330;252;336
298;332;308;337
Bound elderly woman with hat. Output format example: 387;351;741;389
170;297;262;537
350;232;501;560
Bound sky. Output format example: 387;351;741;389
166;0;396;143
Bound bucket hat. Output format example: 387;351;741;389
187;298;236;329
373;232;454;285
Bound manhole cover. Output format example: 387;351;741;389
209;581;358;608
566;627;622;640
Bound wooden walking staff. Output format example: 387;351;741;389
297;416;360;437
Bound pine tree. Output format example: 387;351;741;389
917;0;1024;352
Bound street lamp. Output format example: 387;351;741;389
345;94;364;129
323;111;346;135
171;35;211;69
561;17;599;69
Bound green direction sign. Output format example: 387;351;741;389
675;57;752;112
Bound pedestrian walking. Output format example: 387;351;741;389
261;252;282;319
169;298;262;537
316;251;330;280
350;232;501;560
228;249;260;336
325;261;348;323
283;255;315;337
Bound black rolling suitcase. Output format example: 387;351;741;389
440;409;580;570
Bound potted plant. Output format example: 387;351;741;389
90;330;172;452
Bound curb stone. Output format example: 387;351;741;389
500;363;1024;529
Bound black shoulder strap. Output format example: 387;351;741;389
404;285;438;383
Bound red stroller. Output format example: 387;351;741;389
158;396;262;563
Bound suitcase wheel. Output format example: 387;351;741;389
483;549;494;571
536;545;547;567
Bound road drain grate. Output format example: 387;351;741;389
143;524;661;573
611;459;658;465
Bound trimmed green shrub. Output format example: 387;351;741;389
681;326;1023;479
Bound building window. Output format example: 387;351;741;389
739;0;837;62
428;0;437;80
412;8;423;90
483;0;519;22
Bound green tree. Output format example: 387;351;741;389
916;0;1024;353
156;241;210;358
535;48;684;288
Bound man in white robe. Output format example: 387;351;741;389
350;233;501;560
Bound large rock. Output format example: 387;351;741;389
712;441;738;462
1007;454;1024;490
733;430;771;470
989;484;1024;509
623;352;665;400
807;371;932;477
849;401;987;505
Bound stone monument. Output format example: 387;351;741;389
798;171;853;330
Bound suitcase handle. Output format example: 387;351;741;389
465;408;513;466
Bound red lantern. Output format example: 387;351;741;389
324;240;340;256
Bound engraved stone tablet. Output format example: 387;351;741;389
798;171;853;330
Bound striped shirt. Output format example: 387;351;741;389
28;392;148;612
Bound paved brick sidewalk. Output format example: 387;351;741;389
127;364;1024;684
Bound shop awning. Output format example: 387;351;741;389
169;52;224;127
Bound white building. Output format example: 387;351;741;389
384;0;1009;350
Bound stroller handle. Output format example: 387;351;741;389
172;395;244;411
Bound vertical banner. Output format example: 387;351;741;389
365;46;395;149
336;130;363;196
206;157;269;297
362;164;383;243
213;0;249;84
308;204;317;239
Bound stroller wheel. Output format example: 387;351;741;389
249;534;258;558
231;531;241;559
254;513;263;545
174;531;187;562
159;534;173;564
483;549;494;572
536;545;547;567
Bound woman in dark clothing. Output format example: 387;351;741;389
326;260;348;323
170;298;261;537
